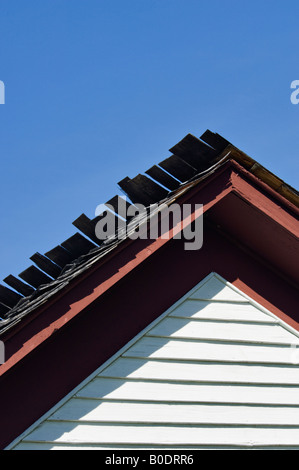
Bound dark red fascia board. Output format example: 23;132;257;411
0;159;298;449
0;159;298;376
0;159;233;364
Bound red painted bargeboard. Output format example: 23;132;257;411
0;161;298;449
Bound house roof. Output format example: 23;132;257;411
0;130;298;450
0;130;298;335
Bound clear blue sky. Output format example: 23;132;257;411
0;0;298;284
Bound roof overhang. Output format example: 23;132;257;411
1;158;298;372
0;156;298;449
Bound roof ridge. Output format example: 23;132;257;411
0;129;297;327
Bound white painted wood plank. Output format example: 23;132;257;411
15;442;247;450
13;443;73;451
49;398;299;426
22;421;299;446
123;337;297;365
169;300;275;323
76;378;299;406
13;442;299;450
13;442;205;450
147;317;299;345
189;276;248;302
101;358;299;385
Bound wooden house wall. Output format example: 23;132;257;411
9;273;299;450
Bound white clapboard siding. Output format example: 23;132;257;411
101;357;299;385
147;317;299;345
189;277;248;302
9;273;299;450
169;300;276;323
122;337;299;364
48;399;299;426
14;443;220;450
17;421;299;447
76;378;299;406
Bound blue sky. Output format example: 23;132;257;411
0;0;298;283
